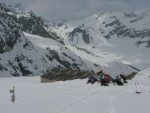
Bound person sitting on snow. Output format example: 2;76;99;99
96;69;109;86
97;70;104;82
87;71;98;84
120;74;128;84
113;75;124;86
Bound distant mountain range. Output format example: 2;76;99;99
1;2;147;77
49;10;150;70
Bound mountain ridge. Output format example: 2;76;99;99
49;9;150;69
0;2;140;77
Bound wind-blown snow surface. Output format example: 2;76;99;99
0;68;150;113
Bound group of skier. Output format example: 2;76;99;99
87;69;128;86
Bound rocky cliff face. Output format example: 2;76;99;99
0;3;21;53
49;10;150;69
0;3;90;77
0;2;138;77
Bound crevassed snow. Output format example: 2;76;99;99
0;67;150;113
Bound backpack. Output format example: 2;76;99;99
104;74;111;82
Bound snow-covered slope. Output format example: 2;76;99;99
133;67;150;86
0;2;138;77
0;3;88;77
24;33;137;77
49;10;150;69
0;67;150;113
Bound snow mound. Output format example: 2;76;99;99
133;67;150;86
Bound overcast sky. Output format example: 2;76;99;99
1;0;150;22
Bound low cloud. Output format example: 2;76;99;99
1;0;150;22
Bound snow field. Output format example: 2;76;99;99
0;68;150;113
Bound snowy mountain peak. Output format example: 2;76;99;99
0;2;142;77
8;3;33;18
50;9;150;69
0;3;88;77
